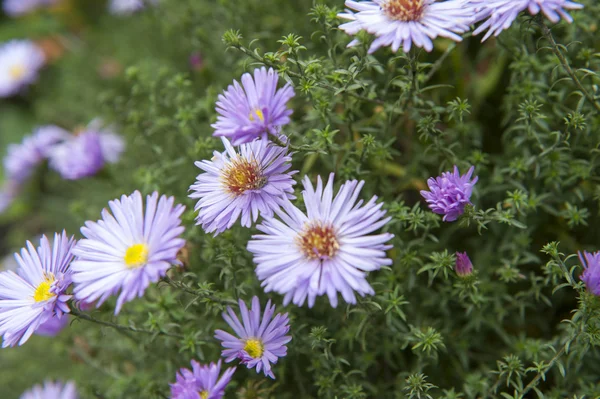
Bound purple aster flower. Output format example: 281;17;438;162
3;125;69;183
455;252;473;277
471;0;583;41
578;251;600;296
0;40;45;97
0;232;75;347
338;0;473;53
420;165;478;222
49;121;125;180
189;137;296;235
212;67;295;146
35;314;69;336
3;0;56;16
170;360;236;399
248;174;394;308
215;296;291;379
20;380;78;399
109;0;156;15
71;191;186;314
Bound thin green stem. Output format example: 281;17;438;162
538;20;600;113
71;308;184;340
162;275;238;306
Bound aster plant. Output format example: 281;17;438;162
248;174;394;307
212;67;295;145
420;165;478;222
338;0;473;53
19;380;78;399
0;40;45;97
70;191;186;314
0;232;75;348
189;137;296;235
215;296;291;379
471;0;584;41
169;360;236;399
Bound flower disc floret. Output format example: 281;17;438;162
71;191;186;314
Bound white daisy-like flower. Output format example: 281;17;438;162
0;40;45;97
338;0;474;53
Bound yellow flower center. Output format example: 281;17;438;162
297;222;340;260
249;108;265;122
244;338;264;358
199;391;209;399
124;244;149;268
8;64;26;80
382;0;425;21
222;157;267;196
33;276;55;303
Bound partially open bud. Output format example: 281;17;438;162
455;252;473;277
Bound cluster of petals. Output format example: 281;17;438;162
248;174;394;308
578;251;600;296
215;296;291;379
3;0;56;16
420;165;478;222
0;232;75;347
20;380;78;399
470;0;584;41
189;137;296;235
170;360;235;399
71;191;186;314
212;67;295;146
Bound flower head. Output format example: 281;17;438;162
215;296;291;379
471;0;583;41
455;252;473;277
71;191;185;314
109;0;155;15
3;0;56;16
0;40;45;97
49;121;125;180
338;0;473;53
0;232;75;347
212;67;295;146
20;380;78;399
248;174;394;308
578;251;600;296
170;360;236;399
189;137;296;235
3;125;69;183
420;165;478;222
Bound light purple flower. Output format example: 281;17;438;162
48;121;125;180
212;67;295;146
71;191;186;314
35;314;69;336
471;0;583;41
455;252;473;277
170;360;236;399
3;125;69;183
189;137;296;235
0;40;45;97
248;174;394;308
3;0;56;16
578;251;600;296
0;232;75;347
109;0;156;15
420;165;478;222
20;380;78;399
338;0;473;53
215;296;291;379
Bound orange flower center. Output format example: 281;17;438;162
222;157;267;196
382;0;425;21
297;222;339;260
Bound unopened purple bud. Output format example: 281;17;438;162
455;252;473;277
189;52;203;71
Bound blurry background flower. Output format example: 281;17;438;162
2;0;56;17
19;380;77;399
108;0;156;15
0;40;45;97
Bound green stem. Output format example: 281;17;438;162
162;276;238;306
71;308;184;340
538;20;600;113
